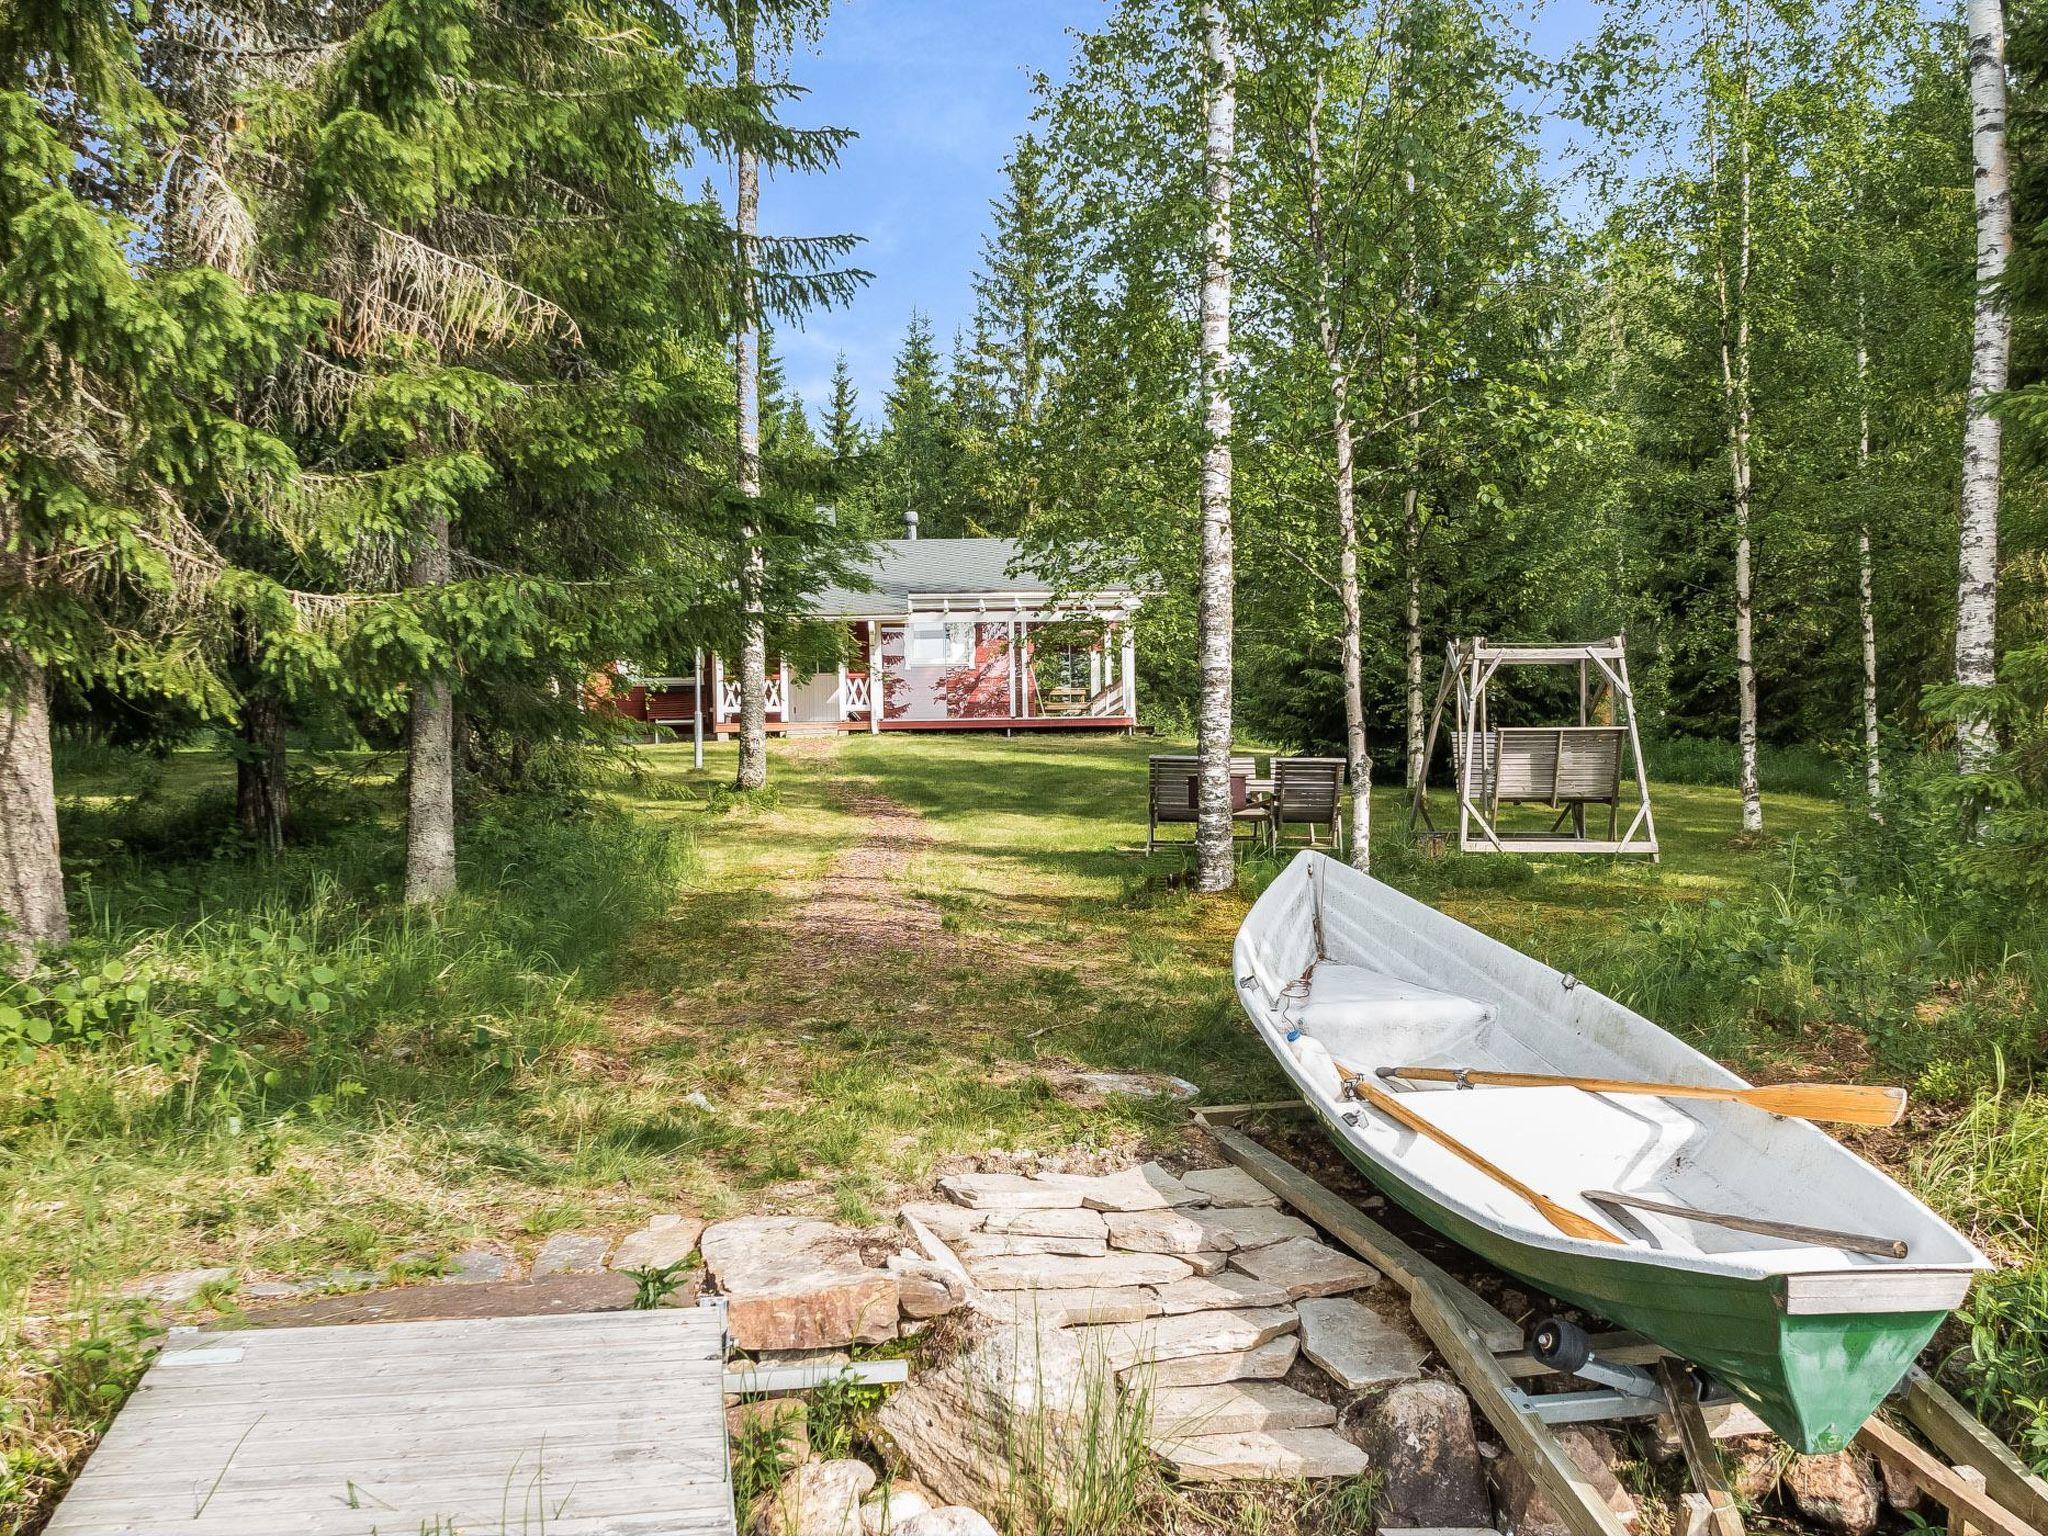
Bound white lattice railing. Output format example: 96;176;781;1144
844;673;872;718
716;678;785;717
1087;683;1128;716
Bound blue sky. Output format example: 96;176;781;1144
761;0;1605;429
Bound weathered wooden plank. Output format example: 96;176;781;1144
1659;1359;1746;1536
1409;1274;1631;1536
1900;1368;2048;1533
1855;1417;2042;1536
1202;1121;1523;1352
46;1306;735;1536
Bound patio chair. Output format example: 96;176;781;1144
1148;754;1260;854
1269;756;1346;854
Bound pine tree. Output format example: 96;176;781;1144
881;311;954;535
824;353;866;461
972;133;1056;526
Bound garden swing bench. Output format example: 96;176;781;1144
1406;635;1659;859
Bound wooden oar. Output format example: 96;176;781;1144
1332;1060;1623;1245
1585;1189;1910;1259
1376;1066;1907;1128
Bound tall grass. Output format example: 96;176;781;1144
1639;734;1841;797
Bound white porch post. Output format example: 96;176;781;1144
867;620;881;735
1121;623;1137;721
1090;644;1103;696
777;657;789;732
692;647;705;769
836;657;848;724
1008;618;1020;718
711;653;725;731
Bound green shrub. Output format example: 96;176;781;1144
1641;734;1841;797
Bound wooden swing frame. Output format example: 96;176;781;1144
1408;635;1659;859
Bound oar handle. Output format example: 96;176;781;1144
1380;1066;1908;1128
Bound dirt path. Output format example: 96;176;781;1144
780;780;949;968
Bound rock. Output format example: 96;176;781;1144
1153;1426;1368;1482
1195;1206;1318;1251
901;1202;986;1241
702;1216;900;1351
1877;1454;1927;1515
1074;1306;1300;1372
965;1252;1192;1291
1491;1424;1639;1536
1104;1209;1217;1255
981;1208;1106;1239
1076;1162;1207;1212
765;1457;875;1536
1644;1400;1772;1460
754;1346;854;1369
444;1250;515;1284
241;1281;304;1301
900;1213;973;1293
860;1484;933;1536
1067;1071;1199;1102
727;1397;810;1466
1149;1273;1290;1316
127;1267;235;1304
1296;1297;1427;1390
1179;1166;1282;1208
1149;1380;1337;1439
1782;1451;1880;1536
1229;1237;1379;1299
1679;1492;1715;1536
531;1233;611;1277
887;1253;966;1319
954;1233;1108;1259
874;1315;1099;1517
938;1172;1090;1211
1129;1334;1298;1388
892;1509;1000;1536
312;1268;382;1293
611;1215;703;1272
1724;1436;1785;1504
975;1288;1161;1328
1183;1251;1230;1277
1356;1379;1492;1529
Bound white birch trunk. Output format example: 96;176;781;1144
1404;495;1424;791
734;7;768;792
1194;0;1237;893
404;506;457;904
1856;322;1882;811
1957;0;2010;776
1709;36;1763;834
1;647;66;975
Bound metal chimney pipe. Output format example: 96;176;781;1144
904;507;919;540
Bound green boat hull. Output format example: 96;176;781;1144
1315;1106;1942;1453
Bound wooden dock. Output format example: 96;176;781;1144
46;1305;736;1536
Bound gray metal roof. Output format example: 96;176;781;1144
810;538;1134;617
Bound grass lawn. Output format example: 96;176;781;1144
11;728;2041;1526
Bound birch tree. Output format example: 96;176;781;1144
1195;0;1239;893
1957;0;2011;776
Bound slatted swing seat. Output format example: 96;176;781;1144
1410;637;1658;858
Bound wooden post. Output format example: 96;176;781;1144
1856;1418;2037;1536
836;657;848;725
867;621;881;735
692;648;704;769
1900;1368;2048;1532
1122;621;1138;722
1659;1359;1746;1536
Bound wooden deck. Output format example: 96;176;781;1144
46;1306;735;1536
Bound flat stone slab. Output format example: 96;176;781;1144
444;1250;515;1284
126;1267;235;1305
1297;1296;1429;1389
965;1252;1192;1291
1152;1426;1369;1483
1149;1273;1291;1316
702;1216;900;1350
1121;1334;1299;1389
954;1233;1108;1260
1182;1251;1229;1277
976;1286;1162;1328
1197;1206;1318;1251
938;1172;1090;1210
1077;1162;1207;1212
1180;1166;1282;1208
901;1201;986;1240
1075;1306;1299;1371
611;1215;703;1272
1113;1206;1317;1255
1229;1237;1379;1299
980;1208;1106;1239
531;1233;611;1277
1149;1380;1337;1439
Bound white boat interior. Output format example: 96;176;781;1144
1235;853;1984;1308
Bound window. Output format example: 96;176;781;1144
907;620;972;667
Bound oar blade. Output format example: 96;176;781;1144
1744;1083;1908;1127
1536;1196;1624;1245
